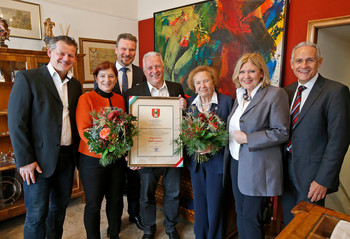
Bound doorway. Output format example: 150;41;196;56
307;15;350;214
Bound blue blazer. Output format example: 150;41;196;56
185;92;233;175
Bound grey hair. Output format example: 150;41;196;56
48;35;78;54
291;41;321;62
142;52;164;69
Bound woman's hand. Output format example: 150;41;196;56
196;145;214;155
233;130;248;144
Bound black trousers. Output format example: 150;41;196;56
125;167;141;217
139;167;181;235
79;154;125;239
230;159;268;239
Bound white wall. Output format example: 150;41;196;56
3;0;202;59
138;0;201;20
41;0;138;21
318;27;350;87
318;26;350;215
5;0;139;64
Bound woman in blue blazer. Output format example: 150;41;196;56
185;66;233;239
224;53;290;239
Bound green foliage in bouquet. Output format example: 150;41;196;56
83;107;138;166
175;106;228;163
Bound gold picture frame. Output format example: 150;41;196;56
79;37;117;83
128;96;183;168
0;0;42;40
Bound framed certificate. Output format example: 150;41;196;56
128;96;183;167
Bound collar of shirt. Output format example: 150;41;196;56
292;73;318;111
115;61;131;71
147;81;168;96
298;73;318;89
191;91;218;112
47;63;72;83
236;81;262;106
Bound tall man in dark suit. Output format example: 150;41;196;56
94;33;146;231
8;35;82;239
114;33;146;230
127;52;186;239
112;33;147;95
282;42;350;225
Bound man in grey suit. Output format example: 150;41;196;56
8;36;82;238
127;52;186;239
283;42;350;225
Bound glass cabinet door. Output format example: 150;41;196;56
0;56;27;83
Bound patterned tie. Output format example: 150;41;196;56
121;67;128;95
287;85;306;152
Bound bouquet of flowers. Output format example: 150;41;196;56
175;106;229;163
83;107;138;166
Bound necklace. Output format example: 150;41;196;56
243;89;252;101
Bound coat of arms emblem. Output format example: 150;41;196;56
152;109;160;118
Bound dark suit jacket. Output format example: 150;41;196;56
185;92;233;174
284;75;350;194
94;64;146;95
8;65;82;178
223;85;290;196
126;80;185;173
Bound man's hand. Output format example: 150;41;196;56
179;94;187;110
233;130;248;144
19;162;42;185
308;181;327;202
125;155;142;170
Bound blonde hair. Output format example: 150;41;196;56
187;65;219;91
232;52;270;88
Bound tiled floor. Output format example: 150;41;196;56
0;197;196;239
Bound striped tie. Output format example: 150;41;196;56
287;85;306;152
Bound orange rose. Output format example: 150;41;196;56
99;127;110;140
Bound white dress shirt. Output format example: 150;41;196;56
290;73;318;112
147;81;169;97
229;82;262;160
116;61;133;91
47;63;72;146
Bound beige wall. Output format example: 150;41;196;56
318;26;350;214
138;0;200;20
6;0;139;59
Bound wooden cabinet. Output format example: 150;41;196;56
0;48;84;221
